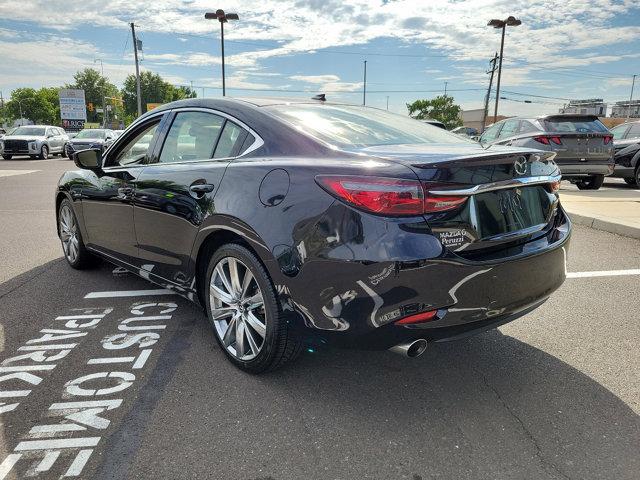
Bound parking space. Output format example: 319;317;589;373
0;157;638;479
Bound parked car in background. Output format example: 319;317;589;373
57;97;570;373
112;130;125;138
65;128;117;158
452;126;479;137
479;114;614;190
0;127;6;139
608;121;640;185
1;125;68;159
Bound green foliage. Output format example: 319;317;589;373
122;71;197;117
406;95;463;129
5;87;59;125
67;68;119;124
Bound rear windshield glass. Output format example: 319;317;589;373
11;127;45;136
543;118;608;133
266;104;470;148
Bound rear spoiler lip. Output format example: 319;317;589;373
543;114;600;122
408;149;556;169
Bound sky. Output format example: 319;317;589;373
0;0;639;117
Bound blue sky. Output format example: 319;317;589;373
1;0;639;116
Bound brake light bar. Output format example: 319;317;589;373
316;175;469;216
395;309;439;325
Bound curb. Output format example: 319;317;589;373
567;211;640;240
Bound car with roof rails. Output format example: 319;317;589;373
56;97;570;373
1;125;68;159
479;114;614;190
609;120;640;186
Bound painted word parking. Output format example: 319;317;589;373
0;301;177;478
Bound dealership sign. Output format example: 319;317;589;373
59;89;87;121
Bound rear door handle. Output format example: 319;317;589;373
189;183;215;194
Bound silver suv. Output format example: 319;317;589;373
1;125;69;160
479;115;614;190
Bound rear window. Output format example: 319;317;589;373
543;118;608;133
266;104;469;148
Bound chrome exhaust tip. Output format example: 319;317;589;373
389;339;428;358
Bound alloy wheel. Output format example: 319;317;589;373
210;256;267;361
59;204;79;263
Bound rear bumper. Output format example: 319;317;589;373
284;206;571;350
559;162;614;177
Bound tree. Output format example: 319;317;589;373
67;68;118;124
406;95;463;129
122;71;196;117
5;88;59;125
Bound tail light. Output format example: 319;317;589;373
603;135;613;145
316;175;468;216
395;309;439;325
534;135;562;145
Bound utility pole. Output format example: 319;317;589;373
386;96;389;110
481;53;498;131
94;59;107;127
627;74;637;121
444;81;448;95
362;60;367;106
130;22;142;117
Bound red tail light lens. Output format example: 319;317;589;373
423;194;468;213
395;309;439;325
533;136;550;145
603;135;613;145
315;175;424;216
549;136;562;145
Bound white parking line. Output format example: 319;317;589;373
567;269;640;278
0;170;40;178
84;289;176;299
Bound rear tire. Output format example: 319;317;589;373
205;243;302;373
624;177;638;186
1;155;11;160
576;174;604;190
58;199;96;269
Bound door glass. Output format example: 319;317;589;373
159;111;224;163
480;123;501;143
114;123;159;166
498;120;519;138
610;125;628;140
518;121;539;134
626;123;640;138
214;121;246;158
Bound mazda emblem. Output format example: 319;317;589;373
513;156;528;175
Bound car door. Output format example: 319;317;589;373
493;119;521;146
80;113;166;266
133;108;253;285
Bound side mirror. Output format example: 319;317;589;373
74;148;103;171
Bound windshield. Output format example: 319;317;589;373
543;118;608;133
610;124;627;140
75;129;107;139
266;104;469;148
11;127;45;136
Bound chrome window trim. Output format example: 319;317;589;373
429;175;561;196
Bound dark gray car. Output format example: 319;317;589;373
479;114;614;190
609;121;640;185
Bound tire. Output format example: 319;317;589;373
204;243;302;373
624;177;638;186
635;166;640;187
58;199;96;269
576;174;605;190
39;145;49;160
1;155;11;160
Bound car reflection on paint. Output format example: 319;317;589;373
56;97;571;373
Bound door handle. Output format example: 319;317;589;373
189;183;215;194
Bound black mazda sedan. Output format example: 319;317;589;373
56;97;570;372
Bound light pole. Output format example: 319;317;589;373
627;74;637;121
362;60;367;106
94;59;107;127
488;16;521;121
205;9;239;97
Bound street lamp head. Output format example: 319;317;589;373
488;19;504;28
505;16;521;26
488;16;521;28
204;9;239;23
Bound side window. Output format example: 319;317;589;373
627;123;640;138
214;121;247;158
46;128;54;137
610;125;628;140
480;123;501;143
238;132;256;156
498;120;520;138
518;121;539;134
112;121;160;166
159;111;224;163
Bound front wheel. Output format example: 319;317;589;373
205;243;302;373
39;145;49;160
58;199;96;269
576;174;605;190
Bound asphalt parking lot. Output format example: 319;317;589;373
0;156;638;479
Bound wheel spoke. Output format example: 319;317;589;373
210;284;234;305
211;307;234;320
240;269;254;300
214;263;234;299
244;292;264;311
228;258;242;296
244;322;260;356
245;311;266;339
222;315;237;347
235;319;246;357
